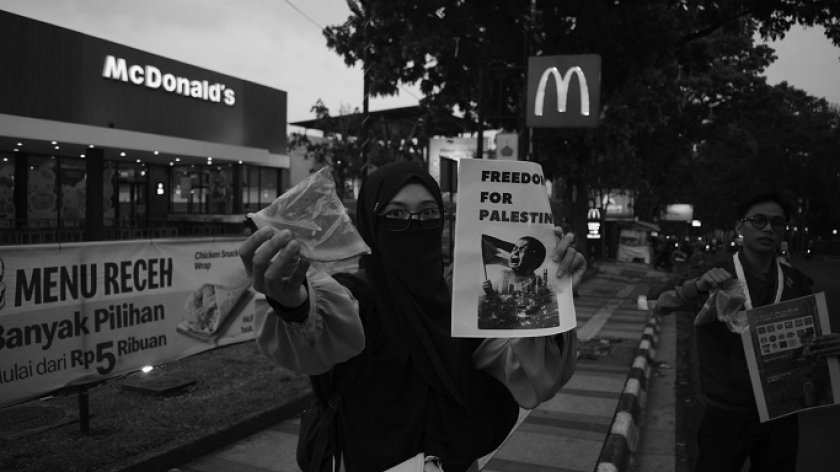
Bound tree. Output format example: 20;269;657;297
322;0;840;254
290;99;432;199
289;100;362;200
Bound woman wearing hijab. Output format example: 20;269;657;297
240;162;583;472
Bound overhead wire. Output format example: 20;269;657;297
281;0;323;29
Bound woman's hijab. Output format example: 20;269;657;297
355;162;465;405
346;162;519;470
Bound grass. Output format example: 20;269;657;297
0;341;312;472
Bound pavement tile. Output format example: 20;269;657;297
526;410;612;434
563;372;628;392
575;362;629;376
635;427;675;455
641;407;676;431
515;421;606;442
209;429;298;472
182;455;276;472
492;433;603;470
629;454;675;472
538;392;617;417
484;457;586;472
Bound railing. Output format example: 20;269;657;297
0;217;249;245
0;219;86;245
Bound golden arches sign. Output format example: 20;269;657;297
534;66;590;117
526;54;601;128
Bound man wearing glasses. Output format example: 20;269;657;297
648;191;840;472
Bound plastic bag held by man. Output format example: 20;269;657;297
695;278;749;333
247;167;371;262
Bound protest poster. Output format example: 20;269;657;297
0;237;259;408
741;292;840;422
450;158;576;338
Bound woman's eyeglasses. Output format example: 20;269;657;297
379;208;443;232
739;215;788;232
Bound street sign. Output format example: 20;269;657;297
526;54;601;128
494;133;518;160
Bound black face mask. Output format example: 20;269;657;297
376;217;444;298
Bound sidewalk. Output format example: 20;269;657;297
171;261;676;472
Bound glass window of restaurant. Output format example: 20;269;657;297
0;156;15;229
241;165;279;213
171;165;205;214
19;155;119;229
59;157;86;227
115;162;147;226
28;155;58;228
172;164;278;215
208;164;235;214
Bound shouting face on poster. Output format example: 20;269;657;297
508;237;546;276
480;234;556;329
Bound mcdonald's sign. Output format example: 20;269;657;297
526;55;601;128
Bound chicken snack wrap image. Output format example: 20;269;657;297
247;166;371;262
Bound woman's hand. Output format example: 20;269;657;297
812;333;840;359
552;230;587;290
239;226;310;307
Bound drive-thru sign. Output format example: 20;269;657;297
526;54;601;128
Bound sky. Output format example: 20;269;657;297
1;0;838;127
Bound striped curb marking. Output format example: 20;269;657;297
593;313;661;472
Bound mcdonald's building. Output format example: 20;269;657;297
0;10;290;243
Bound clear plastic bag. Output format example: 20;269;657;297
248;167;371;262
695;278;749;333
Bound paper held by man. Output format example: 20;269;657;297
451;158;576;338
741;292;840;422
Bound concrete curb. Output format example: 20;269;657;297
107;392;314;472
594;312;662;472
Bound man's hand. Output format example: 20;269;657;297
552;230;587;290
239;226;310;307
812;333;840;359
696;268;733;293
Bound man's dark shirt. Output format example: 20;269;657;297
648;252;813;410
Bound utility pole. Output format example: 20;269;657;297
360;0;372;175
520;0;536;162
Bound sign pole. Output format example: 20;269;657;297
477;68;485;159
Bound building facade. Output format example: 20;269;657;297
0;10;289;243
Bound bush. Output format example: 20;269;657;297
0;342;311;472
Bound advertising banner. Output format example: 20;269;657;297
451;159;576;338
0;237;257;408
660;204;694;222
742;293;840;422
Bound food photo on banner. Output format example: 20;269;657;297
451;158;576;338
0;238;258;408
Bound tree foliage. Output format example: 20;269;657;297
290;99;429;199
320;0;840;245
